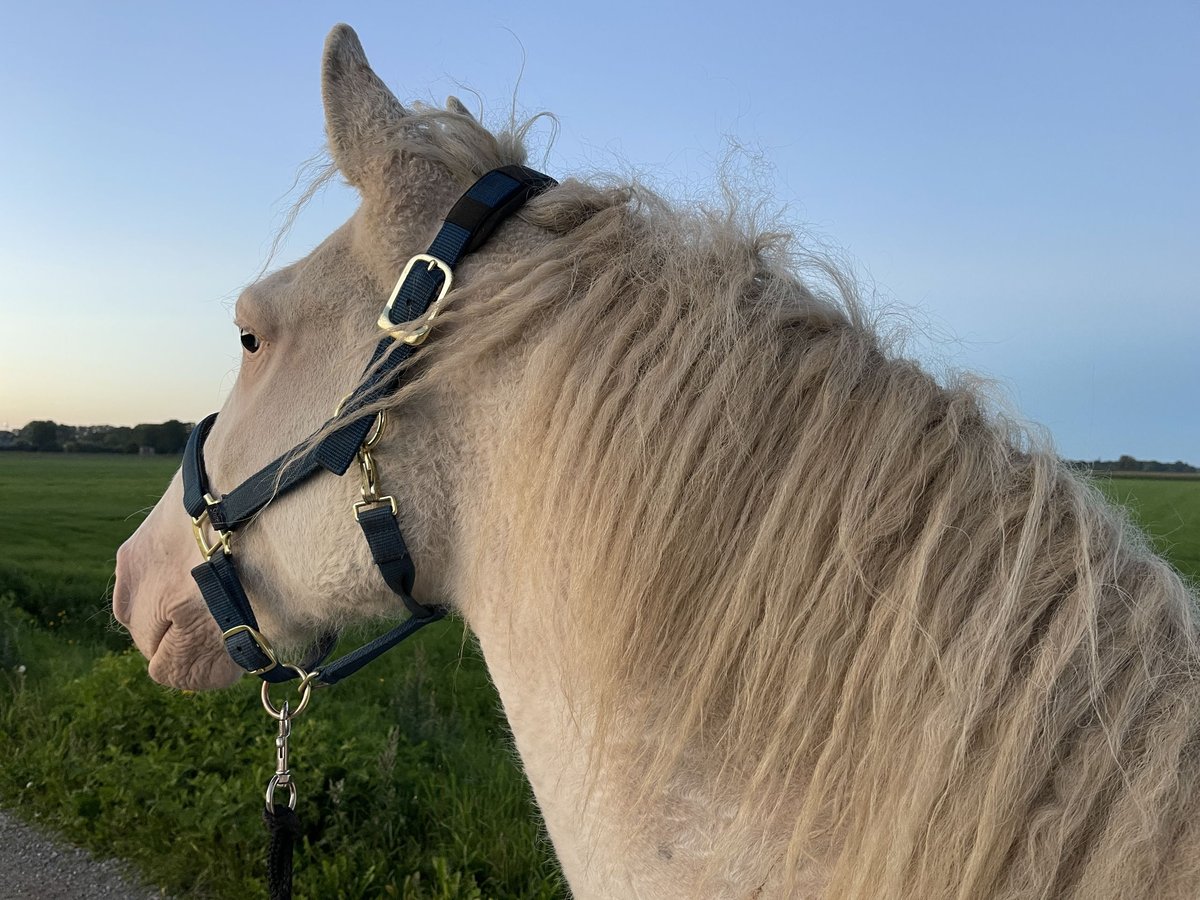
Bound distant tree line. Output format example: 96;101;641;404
1068;455;1197;474
0;420;193;454
1;421;1193;472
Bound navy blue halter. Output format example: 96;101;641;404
181;165;557;686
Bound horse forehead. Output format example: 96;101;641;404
245;229;362;314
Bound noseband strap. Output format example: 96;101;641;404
182;165;557;685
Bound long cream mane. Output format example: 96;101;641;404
333;103;1200;897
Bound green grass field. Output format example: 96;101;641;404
0;453;180;634
1093;475;1200;581
0;454;1197;899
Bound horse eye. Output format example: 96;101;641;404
240;329;261;353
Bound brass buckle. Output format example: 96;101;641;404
221;624;279;676
376;253;454;345
191;493;232;560
354;495;398;519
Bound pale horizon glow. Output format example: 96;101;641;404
0;2;1195;461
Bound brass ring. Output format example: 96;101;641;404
260;666;314;719
333;397;386;448
362;410;387;450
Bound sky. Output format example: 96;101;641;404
0;1;1195;462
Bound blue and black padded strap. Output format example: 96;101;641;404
446;164;558;255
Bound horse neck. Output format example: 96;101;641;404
409;241;795;894
449;380;810;898
463;579;810;899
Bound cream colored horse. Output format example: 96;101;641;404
115;23;1200;899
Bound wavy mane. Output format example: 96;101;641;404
329;107;1200;896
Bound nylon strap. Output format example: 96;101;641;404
192;554;282;680
315;605;445;686
355;504;422;615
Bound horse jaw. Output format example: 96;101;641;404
114;472;243;691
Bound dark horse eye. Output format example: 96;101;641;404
240;329;261;353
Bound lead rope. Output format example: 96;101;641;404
261;670;315;899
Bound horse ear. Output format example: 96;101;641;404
321;23;406;191
446;95;476;121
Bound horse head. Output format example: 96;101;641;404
113;24;537;690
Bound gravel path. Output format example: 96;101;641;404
0;809;166;899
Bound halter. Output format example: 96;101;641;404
182;164;555;686
179;165;556;897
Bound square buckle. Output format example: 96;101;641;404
377;253;454;345
354;495;398;519
221;624;279;676
191;493;231;560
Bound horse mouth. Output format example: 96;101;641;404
114;539;243;691
114;588;242;692
146;619;244;691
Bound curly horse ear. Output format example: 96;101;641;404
321;23;406;191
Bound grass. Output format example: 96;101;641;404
0;456;1197;898
0;453;179;634
1092;475;1200;581
0;453;563;899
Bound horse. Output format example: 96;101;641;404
113;23;1200;899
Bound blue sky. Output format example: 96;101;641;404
0;1;1195;461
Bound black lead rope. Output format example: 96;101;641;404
178;165;556;899
264;804;302;900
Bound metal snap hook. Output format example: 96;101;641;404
264;700;298;811
265;773;298;810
